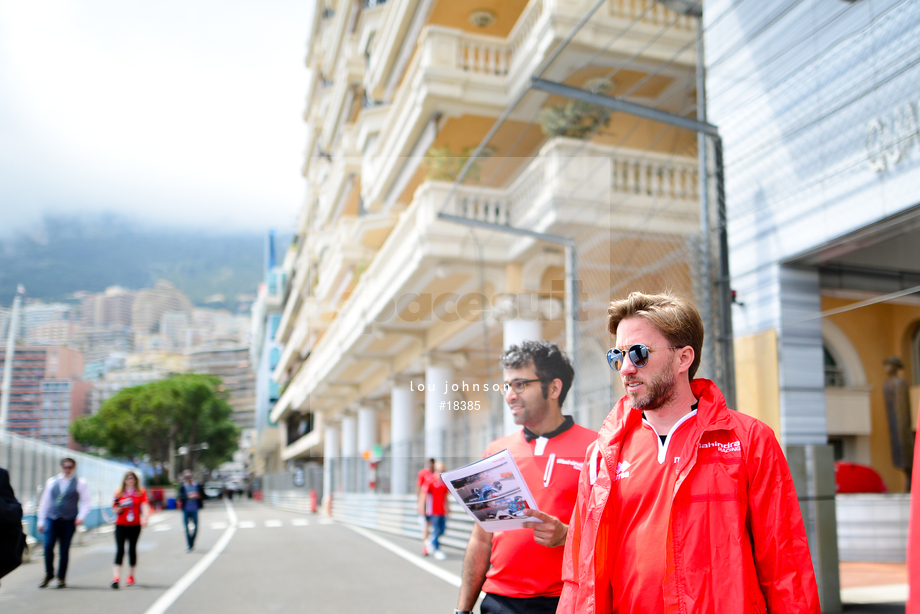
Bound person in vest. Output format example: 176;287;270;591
37;457;90;588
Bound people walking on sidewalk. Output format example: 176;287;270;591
455;341;597;614
177;471;204;552
416;458;435;555
111;471;149;589
558;292;820;614
1;467;26;589
419;461;449;560
37;457;90;589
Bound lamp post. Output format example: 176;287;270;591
175;443;209;477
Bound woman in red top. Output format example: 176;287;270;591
111;471;149;589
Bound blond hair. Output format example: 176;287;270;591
607;291;704;379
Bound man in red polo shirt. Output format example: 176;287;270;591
455;341;596;614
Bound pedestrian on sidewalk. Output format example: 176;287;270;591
177;471;204;552
419;461;449;560
1;467;26;589
111;471;149;589
558;292;820;613
416;458;435;555
455;341;597;614
37;457;90;589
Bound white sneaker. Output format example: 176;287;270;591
433;549;446;560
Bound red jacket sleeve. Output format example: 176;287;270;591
745;421;821;614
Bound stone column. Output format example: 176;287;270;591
357;406;377;493
322;424;339;512
499;295;543;436
424;363;452;462
340;414;357;492
390;380;415;495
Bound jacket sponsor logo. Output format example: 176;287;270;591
615;460;631;481
699;440;740;454
556;458;583;471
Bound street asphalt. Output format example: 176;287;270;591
0;498;906;613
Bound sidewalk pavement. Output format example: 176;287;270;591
840;561;907;612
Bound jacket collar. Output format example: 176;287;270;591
599;379;734;447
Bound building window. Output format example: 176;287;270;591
824;346;845;388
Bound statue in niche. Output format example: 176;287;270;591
883;356;914;492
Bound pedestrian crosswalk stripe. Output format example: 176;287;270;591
154;525;170;532
210;522;228;529
238;521;255;528
265;520;283;527
291;518;308;526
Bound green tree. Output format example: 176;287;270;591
72;374;239;471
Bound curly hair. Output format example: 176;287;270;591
499;340;575;407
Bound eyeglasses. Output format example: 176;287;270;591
61;465;75;470
502;378;542;394
606;344;682;371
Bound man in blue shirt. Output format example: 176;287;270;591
177;471;204;552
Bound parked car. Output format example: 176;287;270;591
203;481;224;499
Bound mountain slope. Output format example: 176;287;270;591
0;214;266;309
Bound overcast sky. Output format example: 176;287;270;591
0;0;312;238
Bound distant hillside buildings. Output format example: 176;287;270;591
0;279;256;451
0;345;87;447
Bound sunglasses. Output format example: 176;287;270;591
62;465;75;470
606;344;682;371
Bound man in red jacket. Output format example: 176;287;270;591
558;291;820;614
455;341;596;614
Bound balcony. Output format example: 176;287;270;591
366;0;695;102
271;139;697;422
361;0;696;211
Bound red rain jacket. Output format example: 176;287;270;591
558;379;820;614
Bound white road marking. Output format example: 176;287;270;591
291;518;309;526
265;520;283;528
98;525;115;534
143;500;238;614
238;520;255;529
210;522;228;529
347;525;461;587
153;525;170;532
318;517;334;525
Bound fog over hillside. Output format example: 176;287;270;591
0;213;270;311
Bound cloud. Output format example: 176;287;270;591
0;0;311;236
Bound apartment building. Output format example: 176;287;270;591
132;280;194;334
0;345;86;446
273;0;717;497
80;285;135;329
187;345;256;431
250;232;288;475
